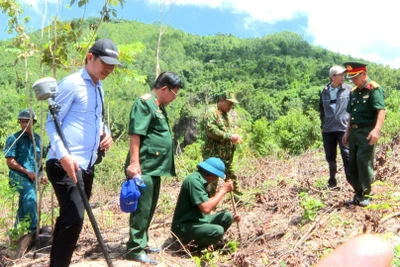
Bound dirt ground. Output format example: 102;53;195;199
1;137;400;266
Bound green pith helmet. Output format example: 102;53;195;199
18;108;37;121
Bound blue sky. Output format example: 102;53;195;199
1;0;400;68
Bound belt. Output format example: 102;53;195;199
351;123;374;129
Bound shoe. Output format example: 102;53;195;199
15;232;36;259
345;195;358;205
358;199;371;207
327;179;337;189
327;184;338;190
89;202;100;209
214;240;226;250
146;247;162;254
131;253;158;265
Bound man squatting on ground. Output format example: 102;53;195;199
171;157;241;250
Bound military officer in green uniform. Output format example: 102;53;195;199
171;157;240;250
342;62;386;207
202;91;242;200
125;71;183;265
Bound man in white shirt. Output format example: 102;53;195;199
46;38;121;267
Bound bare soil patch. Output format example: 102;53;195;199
2;138;400;266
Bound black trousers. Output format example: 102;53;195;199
322;131;350;184
46;159;94;267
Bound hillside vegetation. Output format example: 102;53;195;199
1;18;400;155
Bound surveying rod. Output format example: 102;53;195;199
32;77;113;267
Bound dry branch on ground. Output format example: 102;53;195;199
2;140;400;266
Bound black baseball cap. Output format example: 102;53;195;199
89;38;123;67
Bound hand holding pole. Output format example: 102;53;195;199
33;78;114;267
230;192;242;240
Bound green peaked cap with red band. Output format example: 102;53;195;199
343;62;367;79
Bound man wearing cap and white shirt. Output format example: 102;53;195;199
342;62;385;207
46;38;122;266
319;66;352;189
171;157;241;250
202;91;243;200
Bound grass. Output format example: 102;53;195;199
2;142;400;266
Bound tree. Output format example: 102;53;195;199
155;0;176;77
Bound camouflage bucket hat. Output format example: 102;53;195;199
222;91;239;104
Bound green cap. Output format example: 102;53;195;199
18;108;37;121
221;91;239;104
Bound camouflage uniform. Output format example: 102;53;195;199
202;105;239;196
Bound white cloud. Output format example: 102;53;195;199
168;0;400;68
21;0;59;12
306;0;400;68
172;0;311;22
20;0;39;11
19;0;400;68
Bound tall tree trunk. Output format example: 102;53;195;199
156;0;175;77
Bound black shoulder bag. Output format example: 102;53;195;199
95;86;106;165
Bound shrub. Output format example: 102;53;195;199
299;192;325;223
273;109;320;155
250;117;280;156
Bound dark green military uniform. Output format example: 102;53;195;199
5;130;42;232
171;171;233;247
347;79;385;202
202;106;239;196
125;92;175;259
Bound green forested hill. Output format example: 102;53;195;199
1;18;400;156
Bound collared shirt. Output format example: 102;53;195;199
329;85;339;112
347;78;385;125
171;171;210;230
4;131;42;180
46;68;105;170
125;92;175;176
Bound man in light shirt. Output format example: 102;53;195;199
46;38;121;267
319;66;352;189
